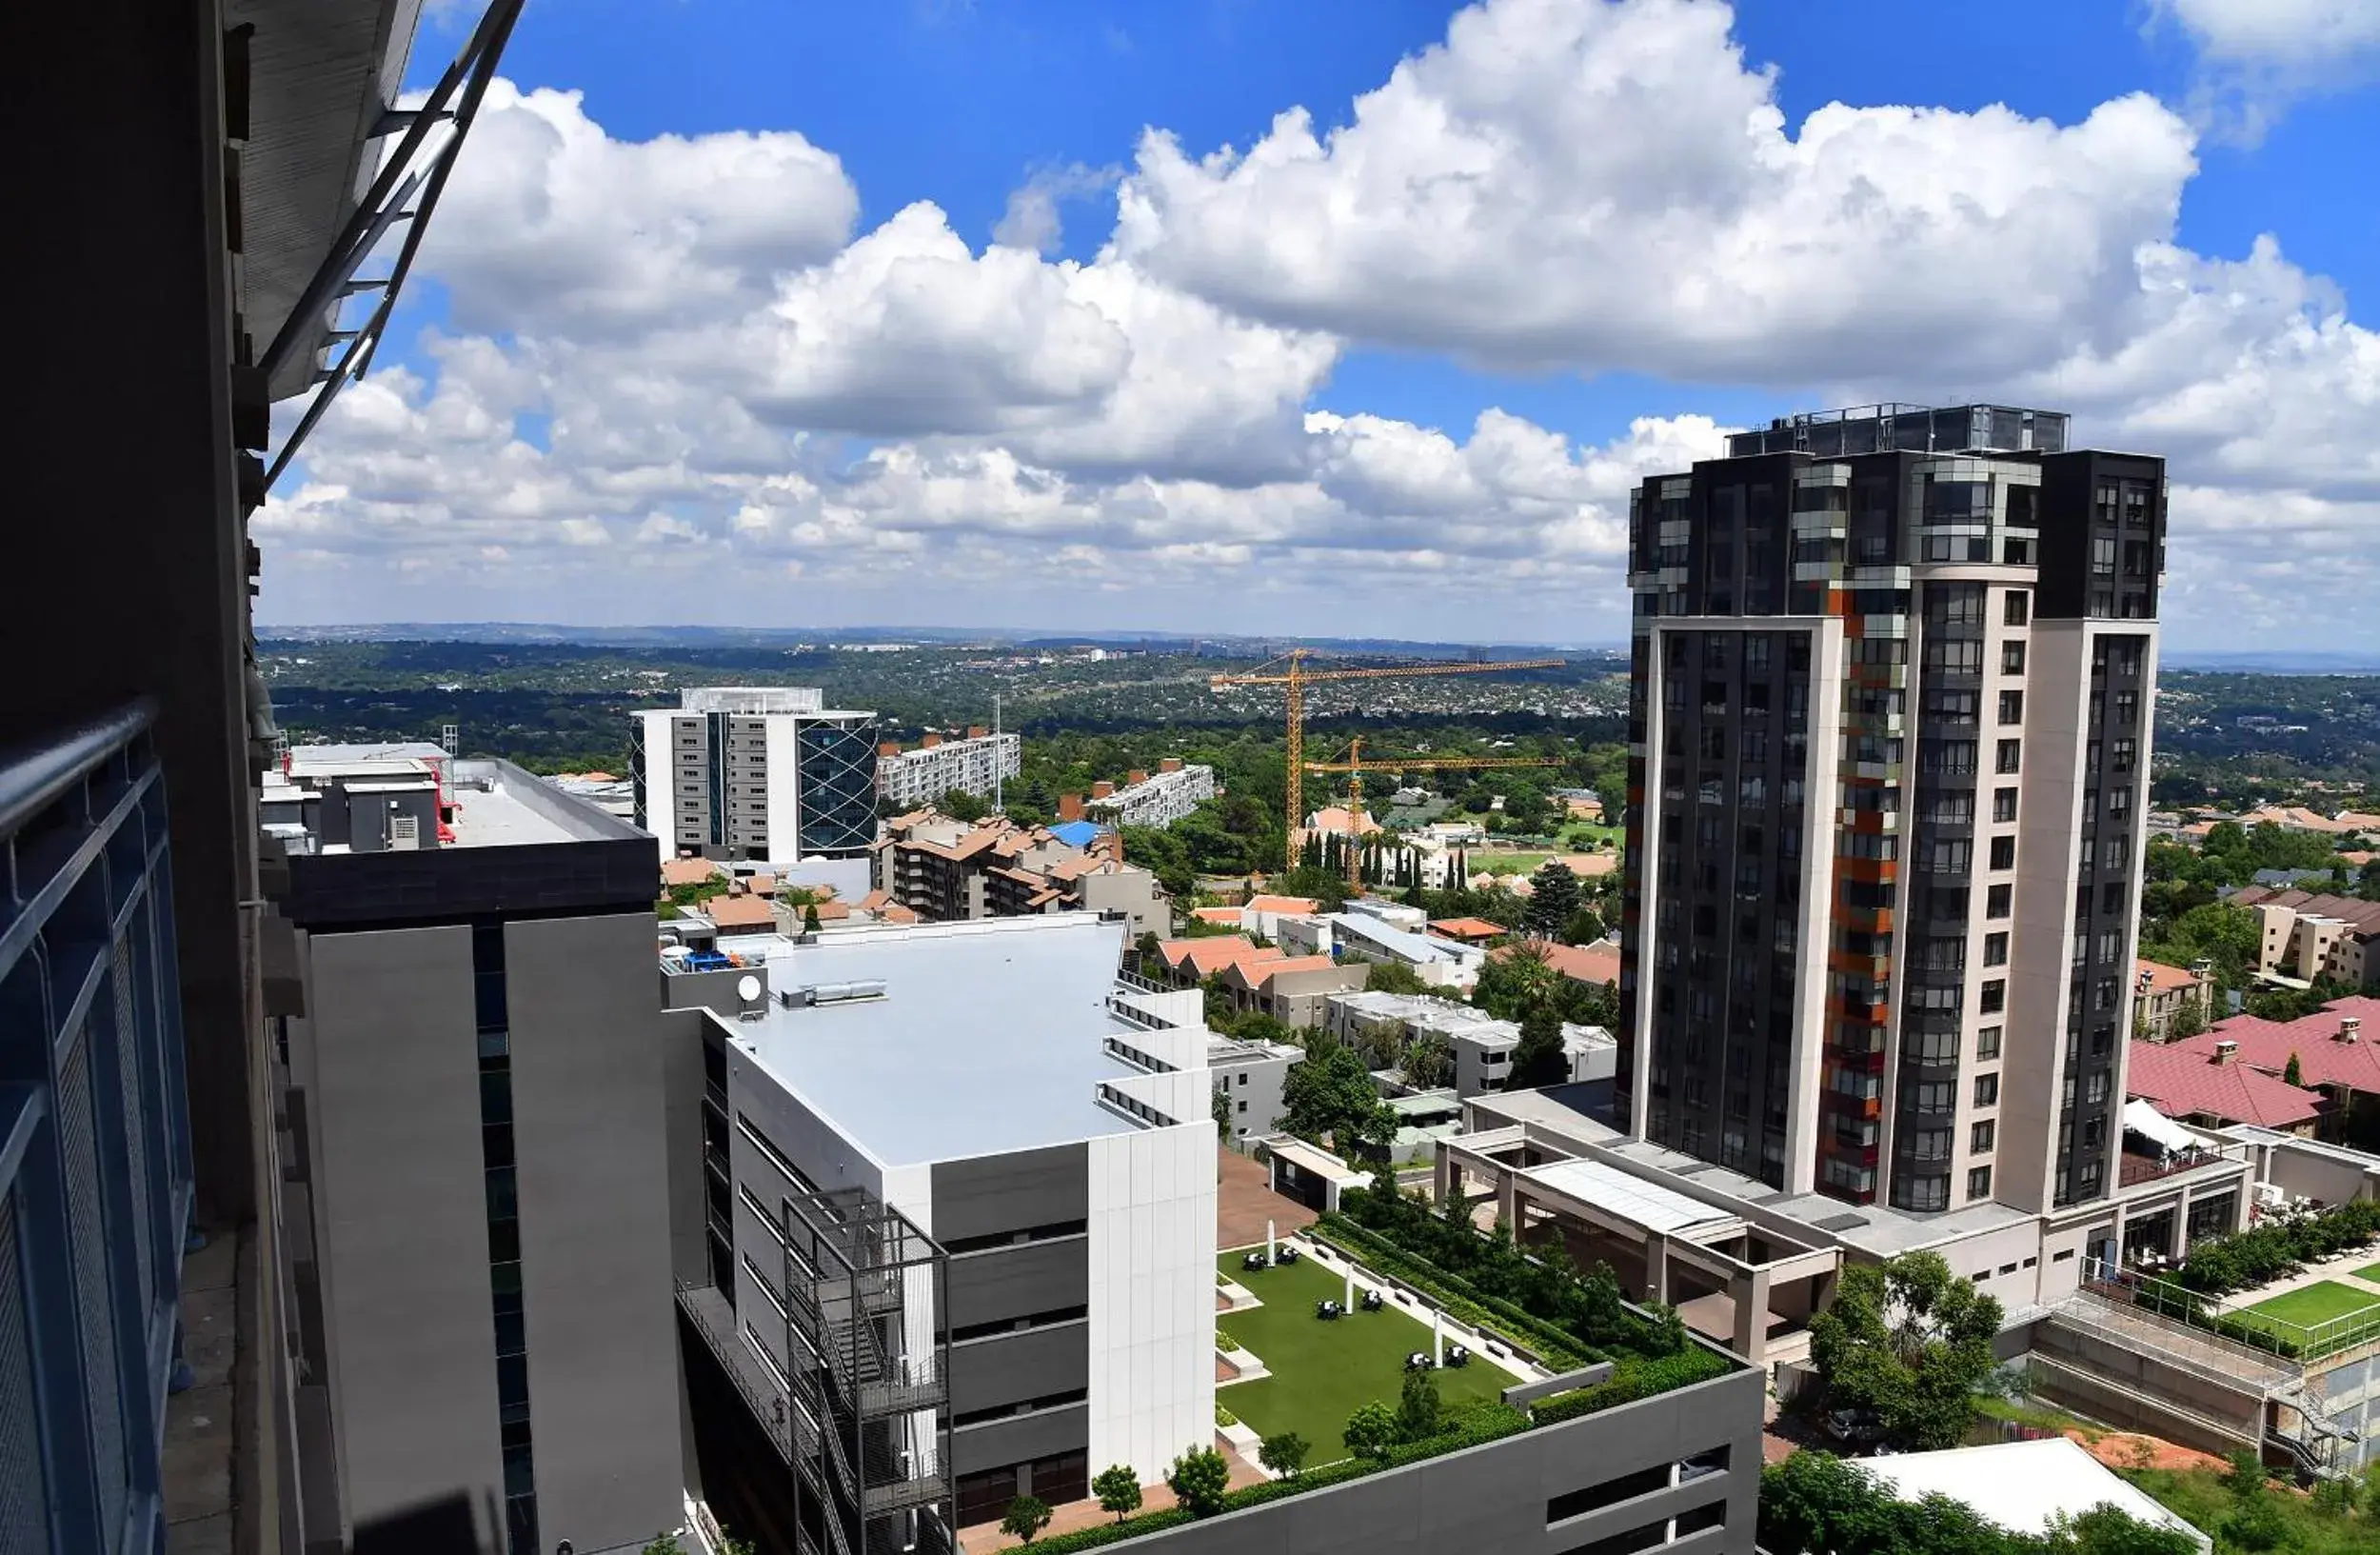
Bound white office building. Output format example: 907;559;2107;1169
664;915;1216;1546
633;687;879;866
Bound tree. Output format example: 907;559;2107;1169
939;787;990;824
1472;941;1558;1021
1364;958;1431;995
641;1537;684;1555
1257;1431;1310;1479
1091;1464;1142;1523
802;902;823;934
2169;996;2209;1042
1212;1084;1235;1140
1393;1367;1442;1443
1563;906;1607;947
1342;1400;1398;1462
1523;861;1582;939
1279;1037;1396;1153
2285;1051;2305;1087
1000;1495;1053;1545
1807;1250;2003;1451
1757;1451;2197;1555
1165;1445;1231;1517
1508;1004;1570;1089
1403;1030;1455;1090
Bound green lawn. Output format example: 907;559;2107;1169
1216;1253;1509;1464
2351;1262;2380;1286
1472;852;1554;877
2230;1279;2380;1343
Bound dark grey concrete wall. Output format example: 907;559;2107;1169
297;927;505;1525
951;1404;1093;1476
661;1007;713;1286
931;1143;1087;1243
508;913;684;1552
1114;1364;1762;1555
285;834;654;928
950;1322;1090;1410
945;1239;1089;1329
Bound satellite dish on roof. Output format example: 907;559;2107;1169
736;974;763;1004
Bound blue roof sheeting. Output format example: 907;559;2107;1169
1048;820;1106;848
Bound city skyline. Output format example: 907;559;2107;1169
257;0;2380;651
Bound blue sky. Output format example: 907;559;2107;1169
262;0;2380;648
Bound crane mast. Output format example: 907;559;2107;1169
1210;649;1565;851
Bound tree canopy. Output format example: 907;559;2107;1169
1807;1251;2002;1451
1758;1451;2198;1555
1279;1037;1396;1155
1509;1003;1570;1088
1523;861;1582;939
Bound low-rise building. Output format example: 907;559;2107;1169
2166;997;2380;1146
2124;1038;2328;1135
1326;909;1486;991
875;810;1165;934
2134;957;2218;1041
876;727;1021;808
1214;954;1367;1028
1080;759;1216;829
2232;887;2380;988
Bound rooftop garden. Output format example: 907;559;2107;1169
2115;1198;2380;1362
1009;1176;1735;1554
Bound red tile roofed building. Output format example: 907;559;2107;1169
2133;958;2216;1043
1491;937;1621;990
1242;893;1319;938
1190;906;1243;928
704;894;778;934
1215;953;1367;1029
1428;917;1510;946
662;856;724;889
1153;936;1284;986
2125;1038;2327;1134
2171;995;2380;1143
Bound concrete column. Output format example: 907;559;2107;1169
1432;1143;1453;1206
1497;1168;1518;1231
1267;1218;1277;1266
2171;1189;2192;1256
1644;1233;1670;1305
1733;1269;1773;1368
1433;1306;1444;1366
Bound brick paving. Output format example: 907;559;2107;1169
1217;1143;1317;1250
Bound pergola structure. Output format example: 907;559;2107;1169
1436;1129;1841;1371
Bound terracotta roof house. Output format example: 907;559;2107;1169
2229;887;2380;990
2125;1037;2327;1133
2170;996;2380;1142
1215;954;1366;1029
704;894;778;934
1492;937;1621;989
1190;906;1243;927
1304;806;1383;837
2133;957;2216;1042
662;856;723;888
1154;936;1283;984
1429;917;1510;945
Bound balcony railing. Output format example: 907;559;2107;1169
1;702;195;1555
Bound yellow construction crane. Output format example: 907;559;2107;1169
1210;649;1564;847
1303;737;1565;889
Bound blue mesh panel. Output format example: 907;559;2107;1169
60;1040;127;1552
0;1194;51;1555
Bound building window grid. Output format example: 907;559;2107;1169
472;922;538;1554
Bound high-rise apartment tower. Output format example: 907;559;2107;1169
1619;404;2163;1217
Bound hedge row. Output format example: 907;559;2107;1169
1309;1216;1594;1370
1528;1347;1734;1426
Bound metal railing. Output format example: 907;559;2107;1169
1;702;196;1555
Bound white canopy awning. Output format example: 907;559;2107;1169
2123;1098;2202;1157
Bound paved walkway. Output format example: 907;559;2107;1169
1218;1144;1317;1249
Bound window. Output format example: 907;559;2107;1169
1923;639;1986;675
1987;884;2012;918
1909;1126;1952;1163
1546;1464;1674;1525
1980;980;2006;1014
1984;932;2009;967
1974;1073;2000;1106
1975;1026;2002;1060
1998;689;2024;725
2005;591;2030;627
2001;641;2027;674
1987;835;2015;870
1904;1080;1955;1114
1972;1120;1995;1153
1996;739;2021;774
1993;787;2018;824
1969;1166;1993;1201
1894;1173;1950;1212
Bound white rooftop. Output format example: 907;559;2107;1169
721;915;1153;1167
1523;1156;1740;1236
1862;1439;2211;1552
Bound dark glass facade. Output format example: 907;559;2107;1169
796;720;882;854
1625;407;2165;1215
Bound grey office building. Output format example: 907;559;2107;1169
1620;404;2163;1218
273;750;683;1554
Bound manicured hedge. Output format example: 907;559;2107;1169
1528;1347;1734;1425
1310;1216;1594;1370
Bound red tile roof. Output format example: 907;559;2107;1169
2134;958;2203;997
1428;917;1509;942
2172;995;2380;1092
1191;906;1243;926
1493;938;1621;987
1158;938;1283;979
705;895;777;931
1244;894;1319;916
2126;1038;2327;1128
661;857;722;887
